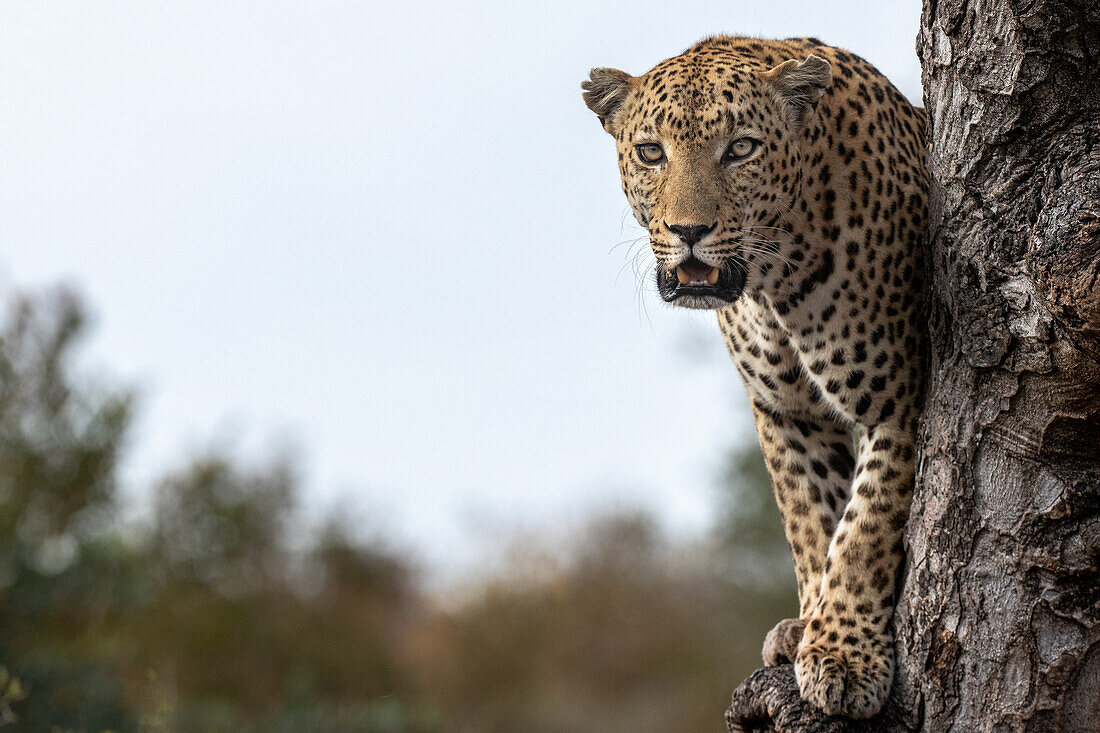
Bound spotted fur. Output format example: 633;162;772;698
583;36;927;719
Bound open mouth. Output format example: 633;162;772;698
656;256;746;305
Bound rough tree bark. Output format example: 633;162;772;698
726;1;1100;731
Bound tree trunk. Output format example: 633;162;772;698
727;1;1100;731
893;0;1100;730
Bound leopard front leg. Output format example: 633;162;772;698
794;423;914;718
748;402;855;665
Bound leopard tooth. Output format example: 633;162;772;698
707;267;720;285
676;267;691;285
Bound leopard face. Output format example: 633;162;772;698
584;48;830;309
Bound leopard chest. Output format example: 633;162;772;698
717;297;825;415
717;283;906;427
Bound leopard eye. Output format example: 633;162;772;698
723;138;760;163
635;143;666;165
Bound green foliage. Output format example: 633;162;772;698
713;440;798;593
0;289;798;732
0;666;27;726
0;290;140;732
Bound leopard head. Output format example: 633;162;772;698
583;45;831;309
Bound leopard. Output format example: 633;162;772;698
582;36;927;719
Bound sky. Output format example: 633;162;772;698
0;0;922;580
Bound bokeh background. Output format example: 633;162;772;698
0;2;920;731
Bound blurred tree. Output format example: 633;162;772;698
0;288;440;732
0;289;139;731
0;287;805;733
149;455;295;595
136;462;439;733
712;441;798;595
430;502;798;733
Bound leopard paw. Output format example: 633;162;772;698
762;617;805;666
794;623;893;718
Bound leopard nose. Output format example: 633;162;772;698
666;222;716;246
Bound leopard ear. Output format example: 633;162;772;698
763;55;832;127
582;68;634;135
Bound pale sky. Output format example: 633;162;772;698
0;1;922;578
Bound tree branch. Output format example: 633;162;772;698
725;665;896;733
